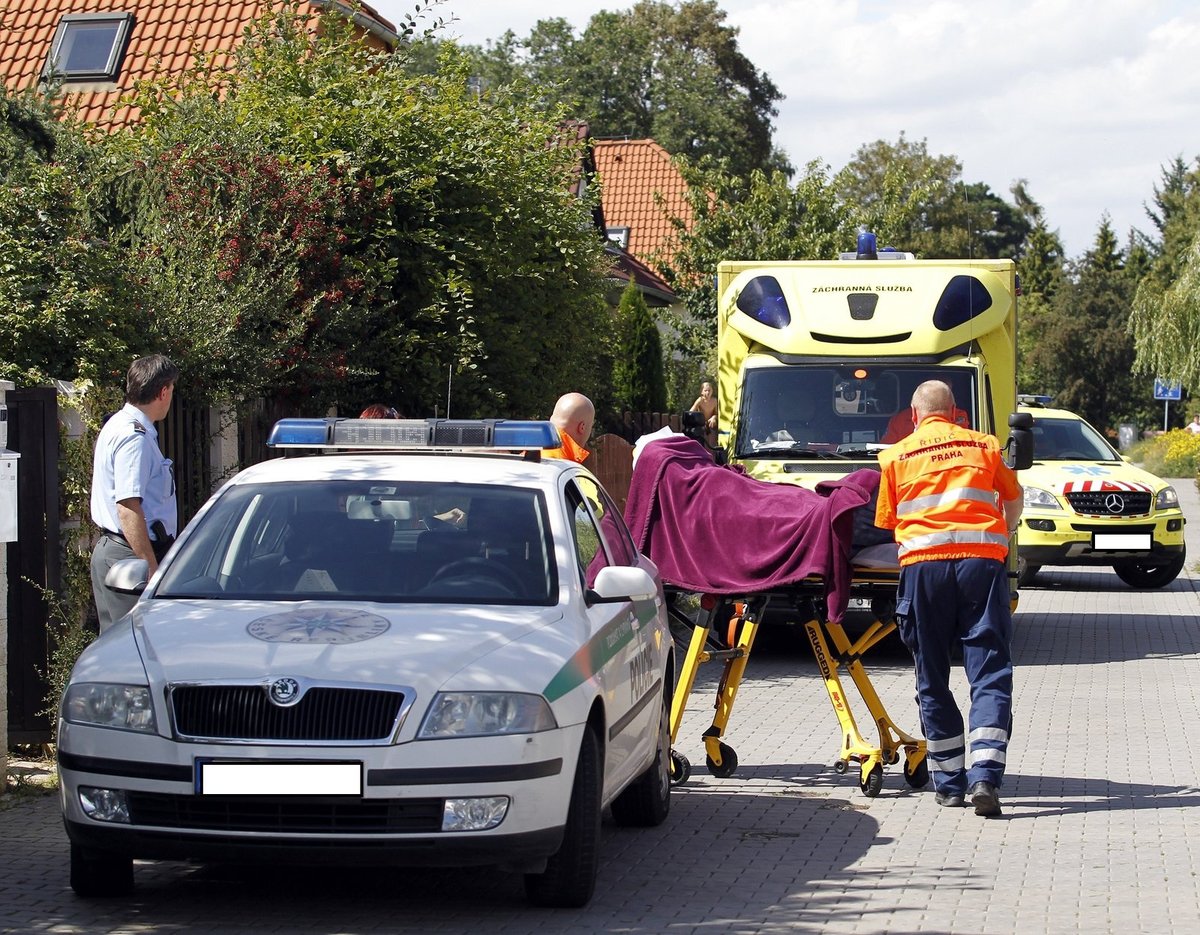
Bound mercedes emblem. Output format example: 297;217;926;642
1103;493;1124;514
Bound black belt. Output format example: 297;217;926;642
100;528;127;541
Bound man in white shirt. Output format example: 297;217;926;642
89;354;179;631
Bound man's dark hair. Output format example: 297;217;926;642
126;354;179;405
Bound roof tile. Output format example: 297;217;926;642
0;0;395;130
593;138;692;274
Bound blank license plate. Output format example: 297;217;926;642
1092;533;1151;551
198;761;362;796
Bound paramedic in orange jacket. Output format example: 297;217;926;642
544;392;594;464
876;380;1023;817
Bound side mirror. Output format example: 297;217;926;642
586;565;660;605
1007;411;1034;471
105;558;150;595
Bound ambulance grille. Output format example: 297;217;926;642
1064;491;1151;516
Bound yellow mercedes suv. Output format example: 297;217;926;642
1016;402;1186;588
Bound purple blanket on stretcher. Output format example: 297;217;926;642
623;435;880;621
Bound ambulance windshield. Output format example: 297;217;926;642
736;365;978;460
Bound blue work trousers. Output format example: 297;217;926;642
895;557;1013;795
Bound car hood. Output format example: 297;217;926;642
128;598;563;691
1020;460;1169;496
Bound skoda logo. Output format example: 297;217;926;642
269;677;302;706
1104;493;1125;514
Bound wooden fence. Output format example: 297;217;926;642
589;411;682;511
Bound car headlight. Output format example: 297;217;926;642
63;683;157;733
418;692;557;738
1023;486;1062;510
1156;486;1180;510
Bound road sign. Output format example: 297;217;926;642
1154;378;1182;401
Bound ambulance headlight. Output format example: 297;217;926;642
1156;486;1179;510
1023;486;1062;510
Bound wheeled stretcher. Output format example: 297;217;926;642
664;568;928;797
623;433;927;796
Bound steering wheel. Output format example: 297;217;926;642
429;558;523;595
1057;450;1090;459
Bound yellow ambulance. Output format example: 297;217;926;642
1015;398;1186;588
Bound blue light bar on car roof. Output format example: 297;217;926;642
267;418;561;451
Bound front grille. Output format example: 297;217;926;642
782;462;883;473
171;686;404;742
1064;491;1151;516
127;791;443;834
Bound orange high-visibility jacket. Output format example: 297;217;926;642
876;414;1021;566
543;431;590;464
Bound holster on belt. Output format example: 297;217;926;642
150;520;176;562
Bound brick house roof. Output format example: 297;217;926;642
593;138;692;275
559;127;677;307
607;245;676;308
0;0;397;129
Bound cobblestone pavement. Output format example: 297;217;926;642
4;481;1200;934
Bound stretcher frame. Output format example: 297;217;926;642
665;569;928;797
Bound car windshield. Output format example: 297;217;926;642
736;365;978;459
155;480;557;605
1031;416;1120;461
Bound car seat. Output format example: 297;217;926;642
465;496;549;598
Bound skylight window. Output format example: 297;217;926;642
43;13;135;83
607;227;631;249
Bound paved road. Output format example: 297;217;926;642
4;479;1200;933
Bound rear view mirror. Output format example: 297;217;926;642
1007;411;1034;470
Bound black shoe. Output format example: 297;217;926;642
934;791;965;807
969;781;1002;817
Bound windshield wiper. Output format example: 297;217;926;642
834;444;887;459
746;444;847;459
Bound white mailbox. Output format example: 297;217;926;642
0;450;19;543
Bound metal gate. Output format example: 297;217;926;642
159;396;213;526
5;387;60;743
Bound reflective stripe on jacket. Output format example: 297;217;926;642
875;414;1021;566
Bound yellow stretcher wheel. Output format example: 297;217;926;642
669;750;691;786
859;764;884;797
903;756;929;788
705;742;738;778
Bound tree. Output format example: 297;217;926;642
1025;218;1147;431
441;1;788;178
613;280;667;411
1130;156;1200;395
1011;180;1067;399
839;135;1031;259
90;4;610;418
0;87;136;386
